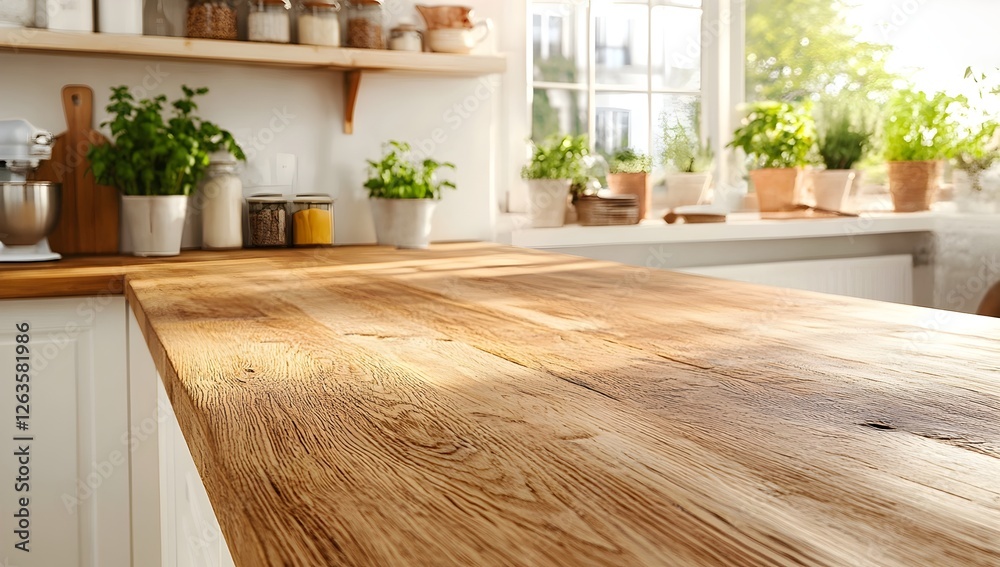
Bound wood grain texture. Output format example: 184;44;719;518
0;249;357;299
110;244;1000;566
34;85;120;255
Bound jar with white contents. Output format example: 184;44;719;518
389;22;422;52
200;154;244;250
248;0;291;43
298;1;341;46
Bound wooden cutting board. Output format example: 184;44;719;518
35;85;120;255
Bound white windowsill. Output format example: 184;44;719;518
500;211;969;248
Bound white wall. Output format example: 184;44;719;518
0;0;528;247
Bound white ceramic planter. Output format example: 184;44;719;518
526;179;571;228
953;170;1000;214
121;195;188;257
369;198;438;249
811;169;856;211
664;173;712;209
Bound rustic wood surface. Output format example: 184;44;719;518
105;243;1000;566
2;244;998;565
0;249;357;299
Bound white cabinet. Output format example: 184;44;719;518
127;309;234;567
0;297;130;567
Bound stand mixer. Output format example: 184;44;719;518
0;119;61;262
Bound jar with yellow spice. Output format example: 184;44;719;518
291;195;335;246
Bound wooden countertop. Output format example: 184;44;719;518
8;244;1000;565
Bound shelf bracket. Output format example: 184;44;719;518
343;70;362;135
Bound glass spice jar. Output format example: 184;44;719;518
248;0;291;43
248;195;290;247
297;1;341;46
200;155;244;250
186;0;238;40
291;195;335;247
389;22;422;52
345;0;385;49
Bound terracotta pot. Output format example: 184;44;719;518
887;161;939;212
811;169;856;212
607;172;652;219
664;173;712;209
526;179;571;228
749;168;801;212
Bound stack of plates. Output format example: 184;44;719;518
576;195;640;226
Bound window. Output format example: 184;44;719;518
530;1;706;165
743;0;1000;199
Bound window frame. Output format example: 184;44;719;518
528;0;742;185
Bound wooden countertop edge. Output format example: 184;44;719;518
0;244;527;300
125;283;266;563
94;245;1000;565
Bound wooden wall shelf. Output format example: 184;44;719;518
0;29;507;134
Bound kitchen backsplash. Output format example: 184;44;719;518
0;0;524;251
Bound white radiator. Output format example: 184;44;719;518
676;255;914;304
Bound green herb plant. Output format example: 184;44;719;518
953;68;1000;191
661;118;713;173
882;89;960;162
728;101;815;169
88;85;245;196
521;134;590;181
364;141;456;199
608;148;652;174
815;102;873;170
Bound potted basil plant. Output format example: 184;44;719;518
521;134;589;228
606;148;653;219
882;89;959;212
729;101;815;213
953;69;1000;212
813;103;872;211
88;85;245;257
364;140;456;249
661;116;714;209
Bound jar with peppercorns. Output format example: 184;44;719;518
248;195;290;247
186;0;238;40
345;0;385;49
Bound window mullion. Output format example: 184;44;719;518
648;0;655;162
588;0;597;152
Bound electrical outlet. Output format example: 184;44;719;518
276;153;297;187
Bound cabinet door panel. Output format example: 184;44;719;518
0;297;128;567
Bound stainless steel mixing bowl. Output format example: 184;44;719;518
0;182;61;246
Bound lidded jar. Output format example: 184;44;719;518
345;0;385;49
200;153;244;250
186;0;238;40
298;1;341;46
291;194;335;247
248;195;290;247
248;0;291;43
389;21;422;52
